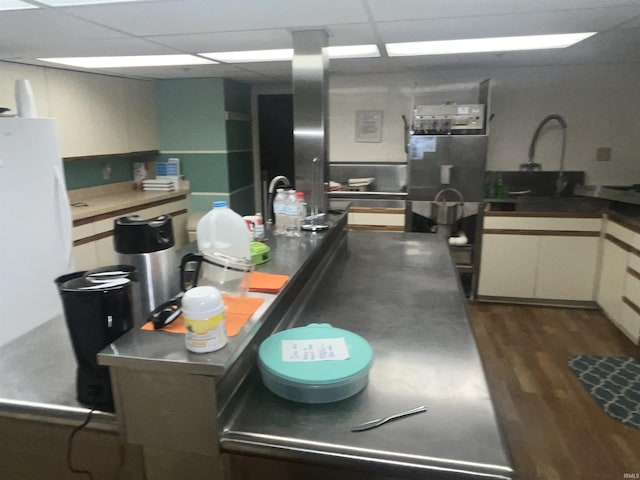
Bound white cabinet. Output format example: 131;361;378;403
45;68;158;158
478;214;601;302
595;217;640;345
536;236;599;301
347;207;405;231
477;234;538;298
596;236;628;322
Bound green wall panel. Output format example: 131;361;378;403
159;153;229;192
230;185;256;217
224;79;251;113
156;78;226;151
64;153;157;190
190;193;230;213
227;151;254;191
226;121;252;151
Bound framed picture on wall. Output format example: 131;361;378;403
355;110;383;143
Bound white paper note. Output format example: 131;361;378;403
281;338;350;362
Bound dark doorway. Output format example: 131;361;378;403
258;94;294;189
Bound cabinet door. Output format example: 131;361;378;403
536;236;598;301
95;235;117;267
596;238;628;322
478;234;539;298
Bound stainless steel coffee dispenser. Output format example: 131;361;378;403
114;215;180;321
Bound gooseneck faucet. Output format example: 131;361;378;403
266;175;291;224
522;114;568;195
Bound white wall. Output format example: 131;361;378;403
329;63;640;186
0;62;159;157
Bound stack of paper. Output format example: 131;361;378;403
142;179;175;191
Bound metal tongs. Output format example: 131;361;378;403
351;405;427;432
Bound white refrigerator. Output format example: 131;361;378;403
0;117;73;347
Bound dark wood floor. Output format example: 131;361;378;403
467;302;640;480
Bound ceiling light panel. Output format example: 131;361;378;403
386;33;596;56
37;0;144;5
38;54;216;68
200;49;293;63
0;0;38;11
326;44;379;59
200;45;380;63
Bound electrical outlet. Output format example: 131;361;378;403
596;147;612;162
102;163;112;180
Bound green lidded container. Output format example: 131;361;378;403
258;323;374;404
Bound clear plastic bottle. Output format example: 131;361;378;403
273;189;287;235
196;201;251;259
253;213;265;242
294;191;307;236
285;190;298;237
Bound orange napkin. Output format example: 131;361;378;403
248;271;289;293
141;295;265;337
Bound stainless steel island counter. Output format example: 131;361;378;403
221;231;513;480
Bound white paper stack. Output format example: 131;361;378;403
142;178;176;191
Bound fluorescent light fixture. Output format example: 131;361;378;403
326;44;379;59
0;0;38;11
200;44;380;63
386;33;596;57
37;0;144;5
200;49;294;63
38;55;216;68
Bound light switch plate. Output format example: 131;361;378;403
596;147;612;162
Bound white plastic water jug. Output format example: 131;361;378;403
196;201;251;260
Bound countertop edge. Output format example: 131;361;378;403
72;187;189;223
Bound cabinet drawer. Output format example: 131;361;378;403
484;216;601;232
625;268;640;307
619;301;640;344
606;220;635;244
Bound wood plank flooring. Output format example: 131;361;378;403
466;302;640;480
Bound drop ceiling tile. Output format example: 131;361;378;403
146;29;293;53
326;23;378;45
65;0;369;36
366;0;638;22
0;8;125;40
376;7;640;43
0;37;175;59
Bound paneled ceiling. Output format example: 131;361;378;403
1;0;640;83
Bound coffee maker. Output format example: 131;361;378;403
114;215;180;321
57;266;136;408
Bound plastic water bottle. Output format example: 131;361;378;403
253;213;265;242
274;189;287;236
294;191;307;236
285;190;298;237
196;201;251;259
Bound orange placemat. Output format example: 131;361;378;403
141;295;265;337
249;271;289;293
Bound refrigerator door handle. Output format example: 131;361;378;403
53;164;74;270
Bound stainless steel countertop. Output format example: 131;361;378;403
221;231;513;479
0;315;117;428
97;208;349;376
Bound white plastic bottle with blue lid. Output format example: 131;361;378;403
196;201;251;259
273;189;287;235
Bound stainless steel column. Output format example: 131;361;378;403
292;29;329;214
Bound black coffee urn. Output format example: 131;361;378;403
57;266;136;409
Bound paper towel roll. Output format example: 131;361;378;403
440;165;452;184
15;79;38;118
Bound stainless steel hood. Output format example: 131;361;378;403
292;29;329;215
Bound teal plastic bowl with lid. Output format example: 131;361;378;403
258;323;374;403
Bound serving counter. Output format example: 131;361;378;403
0;205;513;479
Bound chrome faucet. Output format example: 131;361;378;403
522;114;568;195
266;175;291;224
